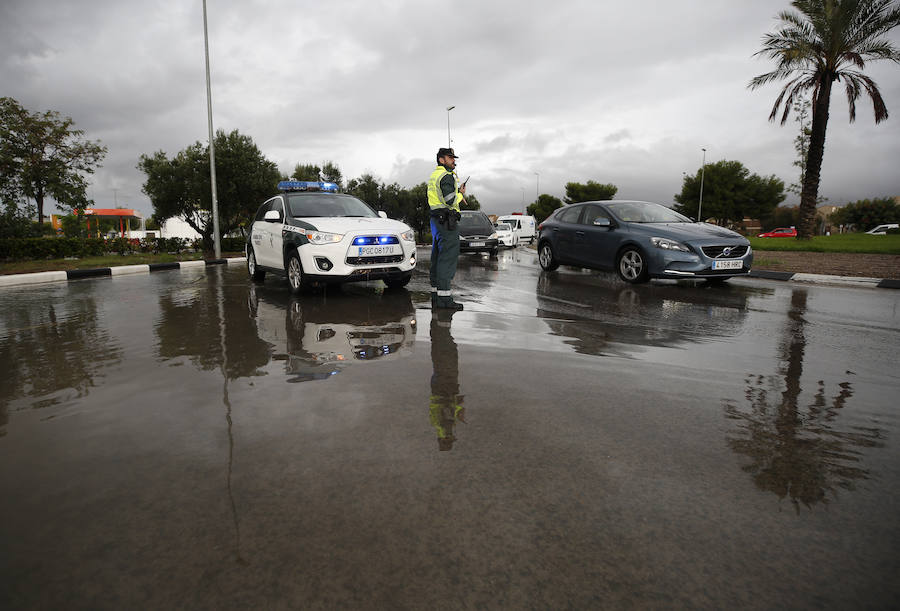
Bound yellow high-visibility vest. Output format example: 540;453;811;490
427;166;462;212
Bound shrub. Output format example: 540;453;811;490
829;197;900;230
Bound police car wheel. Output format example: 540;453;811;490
287;253;305;294
247;249;265;282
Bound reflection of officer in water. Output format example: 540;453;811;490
429;309;465;451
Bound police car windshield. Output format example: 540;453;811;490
287;193;378;218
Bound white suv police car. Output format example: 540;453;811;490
246;181;417;293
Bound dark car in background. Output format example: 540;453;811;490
537;200;752;283
458;210;499;257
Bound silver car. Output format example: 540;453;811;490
537;200;753;283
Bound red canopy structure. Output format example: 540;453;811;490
79;208;144;238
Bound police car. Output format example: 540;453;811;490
246;181;417;293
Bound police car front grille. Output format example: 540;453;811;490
701;245;749;258
346;255;405;265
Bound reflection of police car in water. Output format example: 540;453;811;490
246;181;417;294
248;286;416;383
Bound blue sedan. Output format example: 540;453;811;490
537;200;753;283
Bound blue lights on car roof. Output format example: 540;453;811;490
278;181;339;193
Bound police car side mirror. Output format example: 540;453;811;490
264;210;281;222
378;211;388;219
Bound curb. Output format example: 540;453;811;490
0;257;247;289
747;269;898;289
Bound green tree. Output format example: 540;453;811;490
564;180;617;204
60;210;89;238
766;205;802;230
0;207;42;238
291;163;320;181
527;194;564;223
749;0;900;239
829;196;900;229
345;173;381;210
138;129;280;254
674;160;785;224
321;161;343;187
0;97;107;223
290;161;343;188
460;193;481;210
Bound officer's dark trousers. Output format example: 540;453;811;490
430;215;459;304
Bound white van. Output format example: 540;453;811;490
497;214;537;244
865;223;899;235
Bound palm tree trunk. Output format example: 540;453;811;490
35;186;45;225
798;76;834;239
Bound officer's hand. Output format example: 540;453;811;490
459;184;466;195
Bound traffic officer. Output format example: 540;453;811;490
427;147;466;310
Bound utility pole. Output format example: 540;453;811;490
698;148;706;223
203;0;221;258
446;106;455;149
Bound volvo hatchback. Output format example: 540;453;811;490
537;200;752;283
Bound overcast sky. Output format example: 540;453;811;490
3;0;899;219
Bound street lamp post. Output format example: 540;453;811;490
698;147;706;224
446;106;455;148
521;187;525;213
202;0;221;258
534;172;540;202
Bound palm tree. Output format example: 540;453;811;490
749;0;900;238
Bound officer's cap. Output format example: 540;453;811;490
436;148;459;161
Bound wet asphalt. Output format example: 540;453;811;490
1;246;899;609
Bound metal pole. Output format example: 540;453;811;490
698;148;706;223
203;0;221;258
446;106;455;148
521;187;525;213
534;172;540;201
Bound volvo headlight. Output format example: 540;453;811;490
400;229;415;242
650;237;690;252
305;230;343;244
490;232;499;239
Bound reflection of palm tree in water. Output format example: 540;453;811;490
430;310;465;451
725;289;884;512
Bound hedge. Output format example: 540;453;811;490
0;236;247;261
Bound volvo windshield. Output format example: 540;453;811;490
606;202;692;224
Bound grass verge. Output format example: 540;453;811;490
749;234;900;254
0;252;245;275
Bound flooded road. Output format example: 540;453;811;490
2;248;899;609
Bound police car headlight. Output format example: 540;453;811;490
400;230;415;242
650;237;690;252
306;231;344;244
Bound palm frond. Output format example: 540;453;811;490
841;70;889;122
